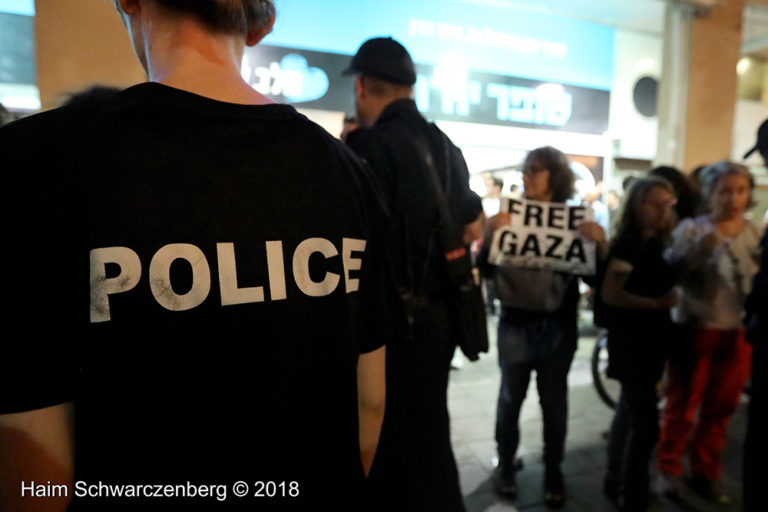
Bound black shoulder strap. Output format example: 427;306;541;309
416;126;464;253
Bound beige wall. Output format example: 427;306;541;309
35;0;145;110
684;0;745;171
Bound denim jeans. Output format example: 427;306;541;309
495;314;575;469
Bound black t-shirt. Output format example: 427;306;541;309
0;83;397;510
607;234;675;324
605;233;675;377
346;99;482;297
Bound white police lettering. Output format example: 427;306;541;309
89;238;367;323
342;238;367;293
293;238;340;297
90;247;142;324
150;244;212;312
266;241;287;301
217;243;265;306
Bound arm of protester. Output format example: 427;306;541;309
601;258;678;310
357;346;386;477
664;219;720;273
577;221;609;260
0;403;74;512
482;212;512;249
463;211;486;245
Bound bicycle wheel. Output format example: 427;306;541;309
591;333;619;409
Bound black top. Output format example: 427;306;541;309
0;82;398;510
346;99;482;296
604;233;676;378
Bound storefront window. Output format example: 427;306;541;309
0;0;39;112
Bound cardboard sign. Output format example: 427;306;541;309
488;198;596;275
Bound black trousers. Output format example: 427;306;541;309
606;364;664;508
367;297;465;512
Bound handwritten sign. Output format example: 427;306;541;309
488;198;596;275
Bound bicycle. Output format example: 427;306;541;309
591;329;620;409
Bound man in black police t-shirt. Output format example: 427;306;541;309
344;37;484;512
0;2;396;511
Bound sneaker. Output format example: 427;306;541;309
654;471;682;500
689;476;732;505
544;468;566;508
492;462;517;498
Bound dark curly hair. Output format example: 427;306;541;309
615;177;676;242
523;146;575;203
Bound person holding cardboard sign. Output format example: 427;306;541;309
479;146;607;507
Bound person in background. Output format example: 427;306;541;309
656;161;762;505
344;36;483;512
480;146;608;508
340;114;359;141
583;182;610;234
0;101;11;127
601;177;678;512
649;165;700;222
0;1;394;510
483;176;504;217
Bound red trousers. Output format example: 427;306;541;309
657;328;752;480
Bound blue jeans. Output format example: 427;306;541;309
495;314;575;469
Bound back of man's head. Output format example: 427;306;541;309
343;37;417;87
138;0;274;36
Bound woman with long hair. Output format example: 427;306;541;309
600;177;678;511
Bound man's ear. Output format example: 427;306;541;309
355;76;366;102
117;0;140;16
245;10;276;46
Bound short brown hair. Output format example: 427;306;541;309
153;0;275;35
359;75;413;99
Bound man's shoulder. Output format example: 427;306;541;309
0;104;82;140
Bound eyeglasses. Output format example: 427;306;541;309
522;164;548;176
644;197;677;208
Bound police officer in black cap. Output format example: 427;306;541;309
344;37;484;512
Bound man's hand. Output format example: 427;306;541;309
482;212;511;248
463;212;486;245
0;403;74;512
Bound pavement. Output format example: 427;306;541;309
448;314;749;512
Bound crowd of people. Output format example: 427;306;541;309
477;145;764;511
0;2;764;512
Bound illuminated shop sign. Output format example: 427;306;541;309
242;46;610;134
263;0;615;91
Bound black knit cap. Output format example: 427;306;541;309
744;118;768;159
342;37;417;85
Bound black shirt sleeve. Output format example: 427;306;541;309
447;142;483;224
609;234;639;266
0;112;79;414
337;145;404;355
